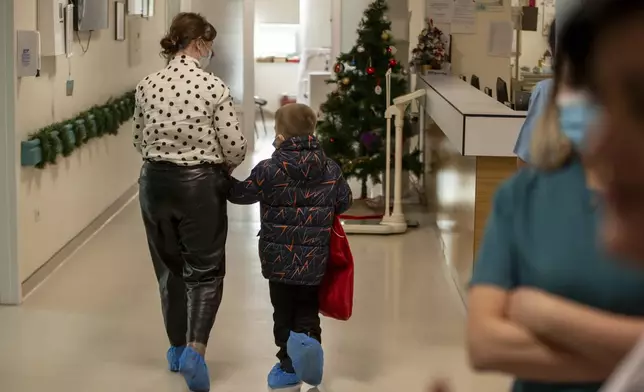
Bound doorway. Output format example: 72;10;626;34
0;0;20;305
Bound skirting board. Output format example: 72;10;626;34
21;183;139;298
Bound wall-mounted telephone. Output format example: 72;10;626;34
72;0;109;31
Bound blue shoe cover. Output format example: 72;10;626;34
267;363;302;389
286;332;324;386
167;346;186;372
179;347;211;391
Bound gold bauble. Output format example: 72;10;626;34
342;77;350;85
381;32;389;40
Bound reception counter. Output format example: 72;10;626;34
418;74;524;295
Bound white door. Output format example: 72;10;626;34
0;0;20;305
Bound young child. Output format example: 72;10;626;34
228;103;352;389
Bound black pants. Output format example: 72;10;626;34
269;282;321;373
139;161;229;346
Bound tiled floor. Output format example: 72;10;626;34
0;134;510;392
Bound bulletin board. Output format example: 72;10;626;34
542;0;555;35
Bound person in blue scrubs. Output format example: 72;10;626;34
467;14;644;392
514;21;555;165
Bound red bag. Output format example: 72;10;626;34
319;217;354;320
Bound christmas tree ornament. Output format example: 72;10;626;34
381;30;391;40
342;77;350;85
366;57;375;75
374;78;382;95
357;45;365;53
360;131;381;152
334;62;344;73
389;59;397;68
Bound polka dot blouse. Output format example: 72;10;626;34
132;55;247;167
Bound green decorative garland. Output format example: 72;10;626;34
28;90;136;169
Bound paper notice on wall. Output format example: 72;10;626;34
427;0;455;25
452;0;477;34
488;21;513;57
543;0;556;35
600;335;644;392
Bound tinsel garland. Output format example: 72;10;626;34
27;90;135;169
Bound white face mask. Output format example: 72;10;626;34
198;43;213;69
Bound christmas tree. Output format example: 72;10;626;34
412;18;448;69
316;0;421;199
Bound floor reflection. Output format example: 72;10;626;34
425;126;476;299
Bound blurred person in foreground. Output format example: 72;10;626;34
429;1;644;391
465;7;644;392
579;0;644;263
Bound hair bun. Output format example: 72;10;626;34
160;36;179;54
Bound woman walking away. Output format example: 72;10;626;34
133;13;247;392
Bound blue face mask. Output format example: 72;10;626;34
557;99;599;150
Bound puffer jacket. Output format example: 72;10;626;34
229;135;353;285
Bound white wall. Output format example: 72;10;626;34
1;0;19;304
340;0;371;53
409;1;512;92
195;0;244;100
194;0;255;150
300;0;331;49
14;1;168;281
256;0;299;24
254;0;300;115
255;63;300;114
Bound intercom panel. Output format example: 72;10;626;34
72;0;109;31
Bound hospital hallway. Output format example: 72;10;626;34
0;138;510;392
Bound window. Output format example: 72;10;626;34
255;23;299;58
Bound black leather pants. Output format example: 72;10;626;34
139;161;229;347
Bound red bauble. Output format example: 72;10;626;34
330;138;335;143
366;66;375;75
389;59;397;68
